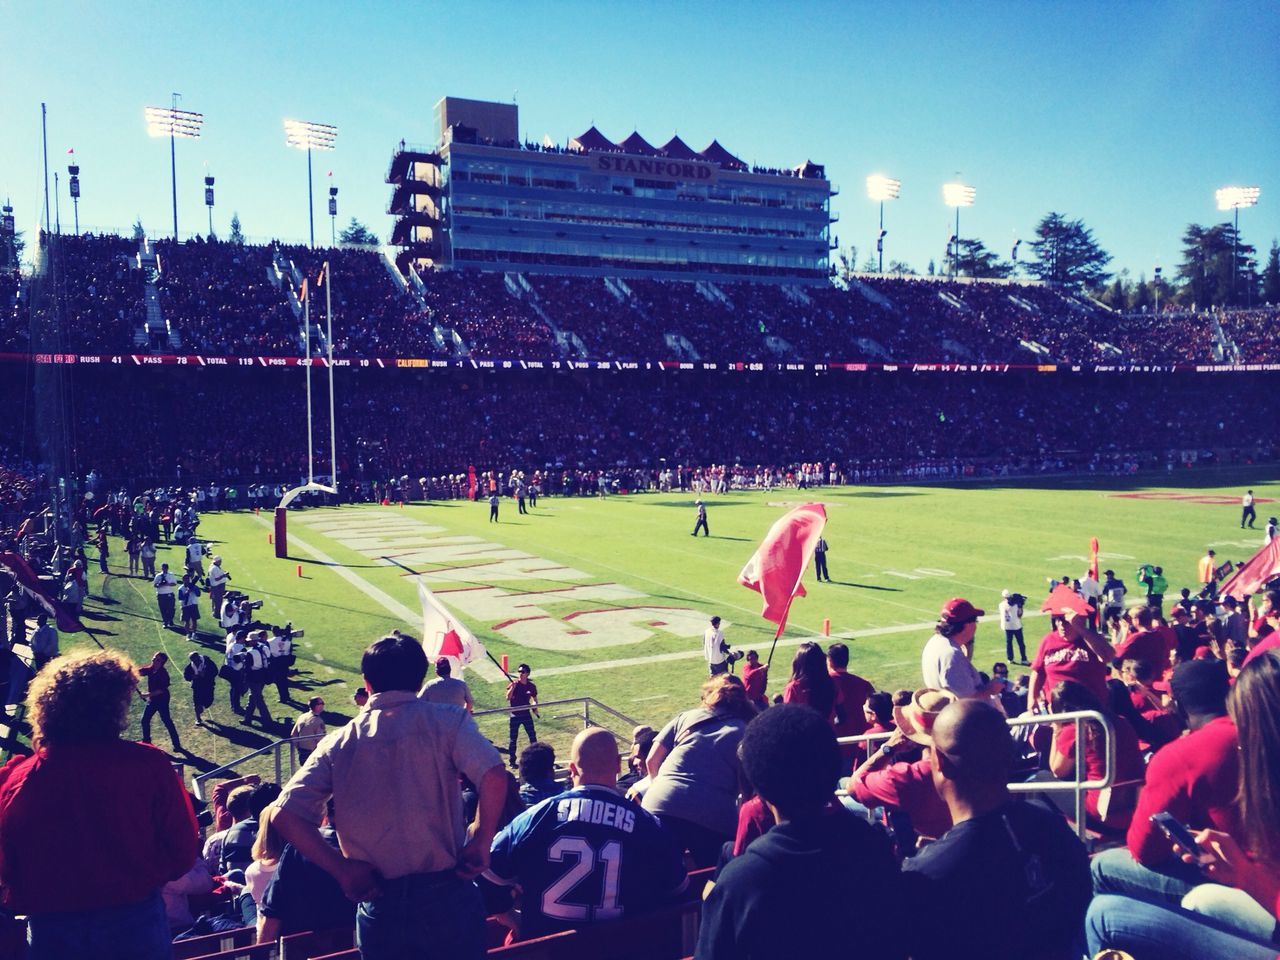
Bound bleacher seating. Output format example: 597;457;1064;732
7;233;1276;364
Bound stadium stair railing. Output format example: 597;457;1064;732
837;708;1116;844
190;698;640;798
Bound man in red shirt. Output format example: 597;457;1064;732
740;650;769;711
0;651;197;958
1113;606;1175;672
1090;658;1238;904
827;642;874;772
1028;611;1115;712
505;663;540;768
846;688;953;842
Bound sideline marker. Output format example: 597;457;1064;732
296;564;303;578
501;654;509;674
267;534;273;545
822;618;830;637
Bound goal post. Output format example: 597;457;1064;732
274;261;339;559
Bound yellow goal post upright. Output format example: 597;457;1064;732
275;262;338;559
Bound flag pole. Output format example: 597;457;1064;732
382;554;515;681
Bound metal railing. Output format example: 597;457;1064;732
190;697;639;800
837;708;1115;842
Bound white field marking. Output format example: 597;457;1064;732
531;609;1052;679
123;575;176;659
631;694;669;702
253;515;504;682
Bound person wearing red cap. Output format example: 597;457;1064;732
921;598;1003;699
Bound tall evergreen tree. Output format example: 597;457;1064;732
229;213;245;245
1176;222;1255;307
945;238;1013;279
1026;212;1113;287
338;218;379;246
1261;241;1280;304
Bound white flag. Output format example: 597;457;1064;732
418;579;486;674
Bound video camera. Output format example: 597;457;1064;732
224;590;263;611
1007;593;1027;608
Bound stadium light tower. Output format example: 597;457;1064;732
284;119;338;248
145;96;204;240
943;181;976;279
866;175;900;274
1215;185;1261;304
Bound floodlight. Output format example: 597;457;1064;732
284;119;338;152
1215;186;1260;211
145;105;204;140
866;175;901;202
943;182;976;208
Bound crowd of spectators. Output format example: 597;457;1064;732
277;247;445;358
5;232;1276;366
1218;307;1280;362
153;238;298;354
4;546;1278;957
1;367;1274;494
0;267;27;351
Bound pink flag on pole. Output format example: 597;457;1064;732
1040;583;1094;616
1219;538;1280;600
738;502;827;639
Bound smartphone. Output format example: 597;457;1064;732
1150;812;1202;856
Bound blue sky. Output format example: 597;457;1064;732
1;0;1276;279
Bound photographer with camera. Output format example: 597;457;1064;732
223;629;250;715
999;589;1027;663
1102;569;1128;622
267;624;297;705
241;631;275;728
703;615;743;676
207;555;230;619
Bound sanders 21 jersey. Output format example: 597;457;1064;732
486;784;687;939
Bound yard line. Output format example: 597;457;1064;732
252;516;505;682
530;609;1051;679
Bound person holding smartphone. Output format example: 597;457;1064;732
1086;651;1280;959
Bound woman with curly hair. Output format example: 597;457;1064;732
641;673;756;867
0;650;198;959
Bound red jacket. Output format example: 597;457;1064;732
1126;716;1241;866
0;739;197;914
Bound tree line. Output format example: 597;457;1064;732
839;213;1280;311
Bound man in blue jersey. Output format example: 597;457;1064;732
485;727;687;941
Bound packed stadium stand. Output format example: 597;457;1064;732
8;233;1277;364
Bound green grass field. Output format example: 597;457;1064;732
63;466;1280;779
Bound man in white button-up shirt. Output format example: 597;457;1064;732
274;635;505;960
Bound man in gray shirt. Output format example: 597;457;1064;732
274;635;506;960
422;657;474;712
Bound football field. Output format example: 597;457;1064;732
76;467;1279;775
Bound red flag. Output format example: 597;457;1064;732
0;552;85;633
1040;583;1094;616
738;503;827;639
66;147;75;155
1088;537;1100;582
1220;538;1280;600
467;465;477;501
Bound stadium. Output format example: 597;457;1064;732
1;5;1279;959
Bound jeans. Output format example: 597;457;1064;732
28;891;171;960
1086;894;1278;960
1090;846;1206;904
141;693;181;750
356;873;484;960
507;714;536;763
1004;628;1025;661
1182;883;1280;942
